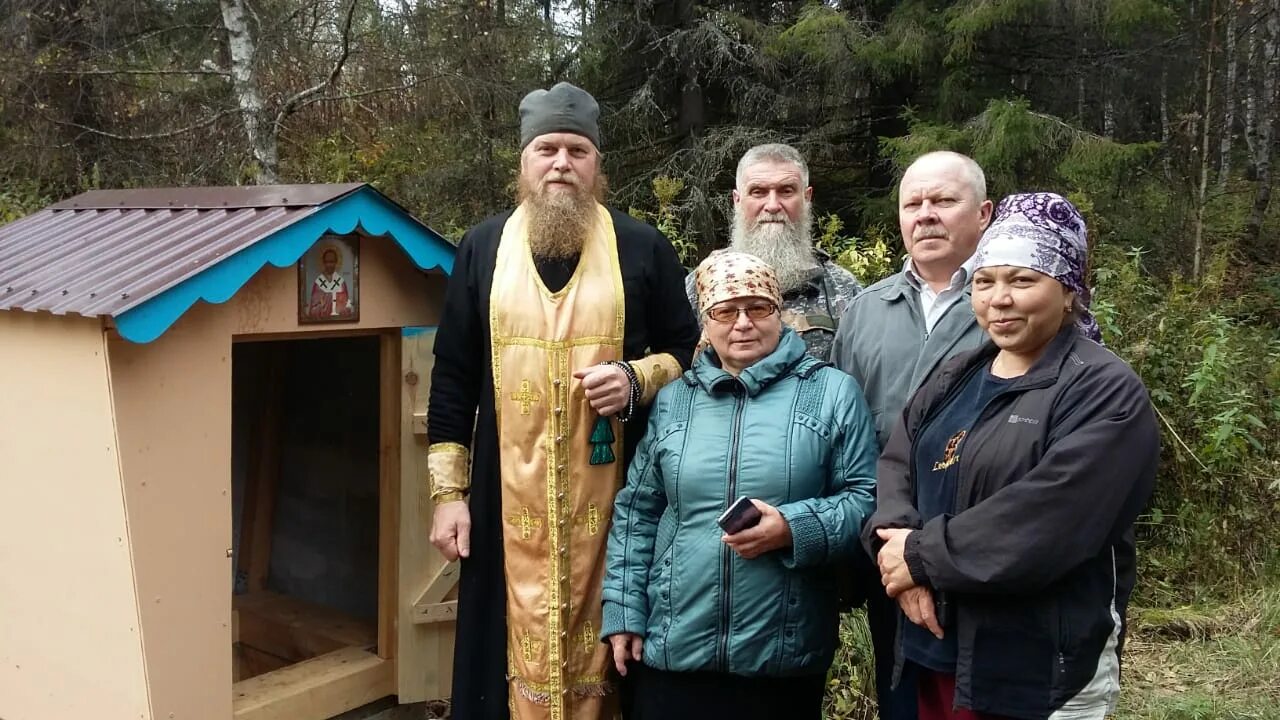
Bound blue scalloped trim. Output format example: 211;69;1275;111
114;186;454;343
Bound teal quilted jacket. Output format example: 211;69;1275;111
601;328;878;677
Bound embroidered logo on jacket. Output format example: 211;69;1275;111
1008;414;1041;425
932;430;967;471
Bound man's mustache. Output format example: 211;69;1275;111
914;225;948;241
542;172;580;188
752;211;792;227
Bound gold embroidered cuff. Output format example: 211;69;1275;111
428;441;471;498
628;353;682;406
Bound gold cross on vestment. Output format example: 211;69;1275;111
510;379;542;415
574;503;601;536
508;506;544;540
520;631;544;663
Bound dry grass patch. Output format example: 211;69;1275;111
1118;587;1280;719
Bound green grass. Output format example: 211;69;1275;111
824;609;878;720
1117;587;1280;719
823;585;1280;720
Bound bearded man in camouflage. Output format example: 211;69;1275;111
685;143;861;360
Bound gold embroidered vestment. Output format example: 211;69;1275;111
489;203;624;720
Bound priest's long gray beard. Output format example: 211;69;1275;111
518;171;608;260
730;204;818;294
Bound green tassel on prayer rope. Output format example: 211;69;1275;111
590;442;616;465
589;416;615;444
589;416;616;465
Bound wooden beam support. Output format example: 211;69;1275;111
411;562;460;609
378;332;401;661
232;647;393;720
396;326;455;702
411;600;457;625
237;345;285;593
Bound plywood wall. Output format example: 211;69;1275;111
108;234;443;719
109;299;236;720
0;311;151;720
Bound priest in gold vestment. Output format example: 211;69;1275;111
426;82;699;720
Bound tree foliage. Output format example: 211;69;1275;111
0;0;1277;605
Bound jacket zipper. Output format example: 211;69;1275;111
718;385;747;671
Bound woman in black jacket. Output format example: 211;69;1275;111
865;192;1159;720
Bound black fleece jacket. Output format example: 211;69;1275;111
863;326;1159;719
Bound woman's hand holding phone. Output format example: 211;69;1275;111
720;498;792;559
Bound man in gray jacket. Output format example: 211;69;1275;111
831;150;992;720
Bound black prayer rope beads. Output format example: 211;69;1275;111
600;360;641;423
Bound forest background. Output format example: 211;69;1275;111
1;0;1277;717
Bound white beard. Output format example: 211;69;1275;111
730;204;818;294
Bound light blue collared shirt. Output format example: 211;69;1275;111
903;255;976;333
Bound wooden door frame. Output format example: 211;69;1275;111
377;330;401;664
229;329;400;720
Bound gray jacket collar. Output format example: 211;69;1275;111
879;268;973;304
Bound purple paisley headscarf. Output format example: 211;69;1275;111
972;192;1103;343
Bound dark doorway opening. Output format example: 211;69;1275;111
230;335;381;681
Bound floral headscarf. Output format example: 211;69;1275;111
973;192;1102;343
693;249;783;315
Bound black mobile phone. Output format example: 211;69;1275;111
717;496;762;535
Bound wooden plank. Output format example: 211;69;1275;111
234;591;376;663
237;345;285;593
411;562;460;608
396;327;456;703
232;647;394;720
378;332;402;661
234;642;293;682
411;601;458;625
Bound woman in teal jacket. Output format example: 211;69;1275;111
601;250;879;719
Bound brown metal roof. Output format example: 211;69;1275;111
0;183;366;318
50;183;363;210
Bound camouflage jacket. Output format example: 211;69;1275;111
685;251;862;362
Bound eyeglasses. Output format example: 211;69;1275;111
706;302;778;324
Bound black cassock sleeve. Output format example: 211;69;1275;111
427;230;487;449
639;225;698;369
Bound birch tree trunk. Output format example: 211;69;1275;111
219;0;279;184
1244;0;1259;169
1244;0;1278;245
1103;91;1117;138
1194;0;1218;281
1161;68;1173;180
1219;5;1238;190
